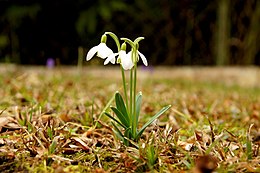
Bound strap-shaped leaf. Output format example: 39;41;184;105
112;122;132;146
123;128;132;146
115;92;129;120
111;107;130;128
111;122;125;142
135;105;171;140
135;92;142;126
105;112;127;129
124;127;132;139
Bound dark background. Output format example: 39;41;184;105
0;0;259;66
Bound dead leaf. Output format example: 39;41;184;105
51;155;74;163
59;113;72;122
195;130;203;142
71;137;91;152
0;117;9;131
0;116;20;132
178;141;193;151
193;155;218;173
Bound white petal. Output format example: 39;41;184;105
104;58;110;65
86;45;99;61
138;51;148;66
97;43;113;59
121;52;134;70
104;53;116;65
118;50;126;61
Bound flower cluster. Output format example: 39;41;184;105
86;34;148;70
86;32;170;146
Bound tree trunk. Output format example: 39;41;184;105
243;1;260;65
215;0;230;65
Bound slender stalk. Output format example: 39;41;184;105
121;66;129;113
130;67;133;128
132;61;137;138
105;32;129;111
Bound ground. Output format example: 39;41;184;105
0;65;259;173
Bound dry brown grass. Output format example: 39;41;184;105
0;65;259;172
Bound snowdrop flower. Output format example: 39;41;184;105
118;51;148;70
120;50;134;70
111;42;148;70
86;34;116;64
113;43;132;70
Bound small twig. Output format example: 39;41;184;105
0;108;7;116
207;117;215;142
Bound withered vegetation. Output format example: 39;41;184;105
0;66;259;173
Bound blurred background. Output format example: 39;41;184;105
0;0;259;66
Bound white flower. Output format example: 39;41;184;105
104;52;118;65
86;43;116;64
120;50;134;70
117;50;148;70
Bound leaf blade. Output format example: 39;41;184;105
111;122;125;142
115;92;129;121
135;92;142;126
105;112;127;129
135;105;171;140
111;107;130;128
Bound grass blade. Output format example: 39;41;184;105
94;92;115;128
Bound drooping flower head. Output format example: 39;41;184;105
114;42;133;70
86;33;148;69
117;37;148;70
86;34;116;64
105;42;148;71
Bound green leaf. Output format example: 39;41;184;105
111;122;132;146
105;112;127;129
124;127;132;139
49;137;58;154
115;92;129;120
111;122;125;142
47;127;53;140
147;144;157;167
135;92;142;126
111;107;130;128
135;105;171;140
123;128;132;146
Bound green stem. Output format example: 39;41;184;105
121;66;129;113
130;68;133;127
132;61;137;138
106;32;129;115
